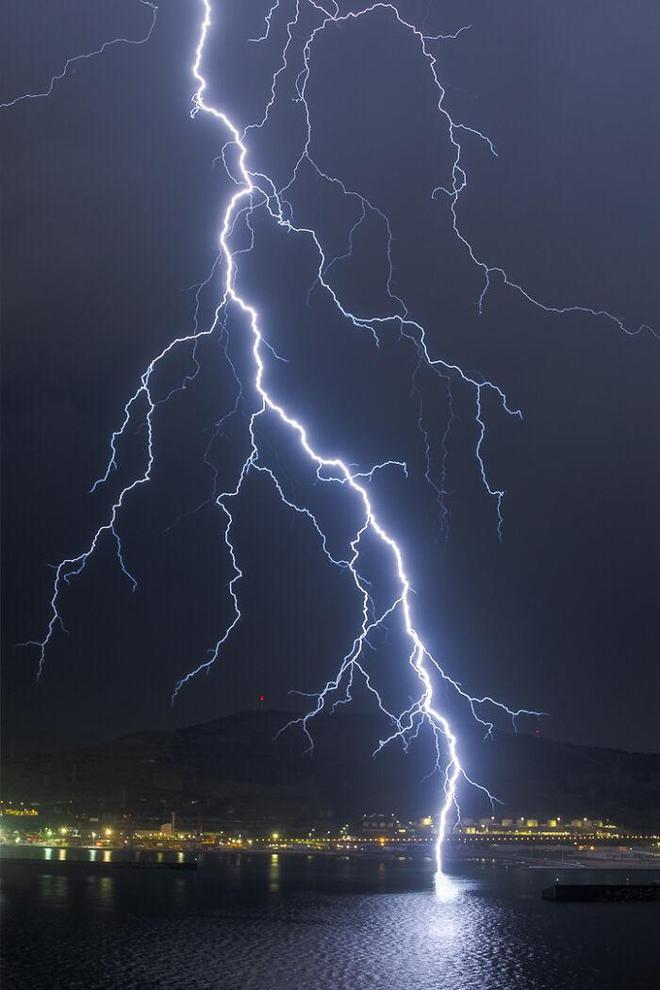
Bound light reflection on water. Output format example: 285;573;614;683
97;876;114;909
268;853;280;894
434;868;459;902
1;852;658;990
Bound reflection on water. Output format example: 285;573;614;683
268;853;280;894
1;851;658;990
38;873;69;906
97;876;114;909
434;869;458;902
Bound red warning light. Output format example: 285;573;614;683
534;727;542;737
258;695;265;703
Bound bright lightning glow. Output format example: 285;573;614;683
12;0;652;893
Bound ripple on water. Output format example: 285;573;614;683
1;862;658;989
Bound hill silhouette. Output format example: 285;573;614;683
2;710;659;829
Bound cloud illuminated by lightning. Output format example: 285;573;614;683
11;0;654;893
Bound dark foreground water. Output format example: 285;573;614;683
2;849;659;990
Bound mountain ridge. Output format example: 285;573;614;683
2;709;659;829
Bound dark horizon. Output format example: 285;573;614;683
4;704;659;832
3;703;659;761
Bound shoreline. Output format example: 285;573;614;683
2;843;659;873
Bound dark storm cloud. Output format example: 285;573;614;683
2;0;659;753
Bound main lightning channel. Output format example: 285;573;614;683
179;0;541;890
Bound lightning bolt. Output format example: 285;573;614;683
12;0;653;895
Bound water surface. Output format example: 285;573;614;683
2;849;658;989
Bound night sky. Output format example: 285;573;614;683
2;0;659;757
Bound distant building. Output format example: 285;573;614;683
360;814;398;835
